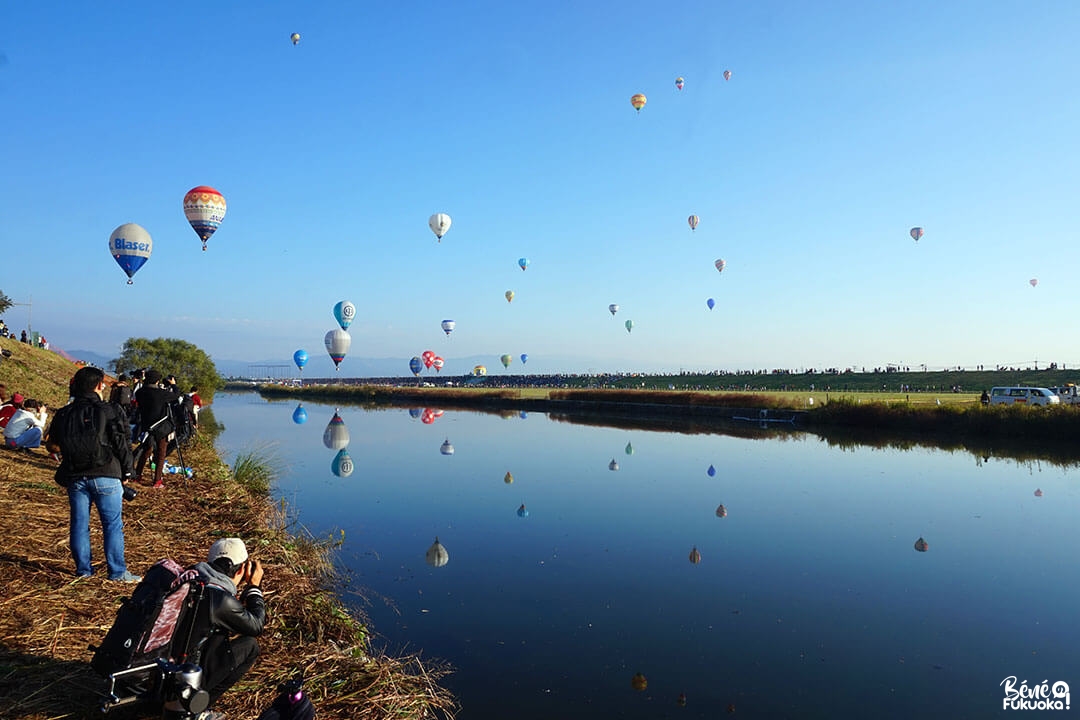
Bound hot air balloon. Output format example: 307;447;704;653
429;213;452;241
715;258;726;273
500;354;512;369
625;442;634;455
517;503;529;518
625;319;634;333
441;319;456;336
631;673;648;691
324;329;351;370
505;290;515;303
910;227;924;242
182;186;226;251
608;303;619;316
518;257;529;271
707;465;716;477
689;546;702;564
520;353;528;365
331;449;354;478
707;298;715;310
630;93;647;112
426;537;449;567
715;504;728;518
421;408;436;424
333;301;356;330
608;458;619;471
677;693;687;707
432;356;444;372
290;32;301;45
323;412;349;450
1034;488;1044;497
504;471;514;484
293;349;308;372
473;365;487;377
675;76;684;90
109;223;153;284
440;439;455;456
409;357;423;376
408;407;422;419
723;69;732;81
914;537;929;552
422;350;435;369
292;404;308;425
1030;278;1038;287
688;214;699;231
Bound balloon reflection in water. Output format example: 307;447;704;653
408;408;421;419
689;547;702;564
323;412;349;450
707;465;716;477
715;504;727;518
426;537;449;568
914;537;929;552
631;672;647;691
331;449;354;478
291;404;308;425
517;503;529;518
1034;488;1044;497
504;472;514;484
608;459;619;471
625;442;634;456
440;439;455;456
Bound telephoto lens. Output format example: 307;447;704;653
122;485;137;502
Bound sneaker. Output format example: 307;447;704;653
109;571;142;583
152;482;165;489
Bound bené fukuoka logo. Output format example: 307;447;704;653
1002;676;1070;711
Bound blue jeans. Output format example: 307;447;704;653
67;476;128;579
6;426;42;448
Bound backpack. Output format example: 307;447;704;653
53;400;112;474
90;559;205;678
168;396;196;445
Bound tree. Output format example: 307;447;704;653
114;337;223;400
0;290;12;317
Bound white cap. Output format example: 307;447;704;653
208;537;248;567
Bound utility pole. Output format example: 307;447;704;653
11;295;31;338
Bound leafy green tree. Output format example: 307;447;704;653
0;290;12;316
114;337;223;400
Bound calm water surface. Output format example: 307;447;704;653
211;392;1080;719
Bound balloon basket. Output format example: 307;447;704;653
127;279;133;285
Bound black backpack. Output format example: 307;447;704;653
53;400;112;475
90;559;205;678
168;396;196;445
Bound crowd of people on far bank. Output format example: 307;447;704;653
0;365;272;720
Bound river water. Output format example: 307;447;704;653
210;391;1079;719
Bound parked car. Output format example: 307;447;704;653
988;386;1061;406
1048;385;1080;404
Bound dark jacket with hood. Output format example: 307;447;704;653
46;392;134;484
191;561;266;645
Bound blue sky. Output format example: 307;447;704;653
3;2;1080;376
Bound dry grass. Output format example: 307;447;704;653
0;351;456;720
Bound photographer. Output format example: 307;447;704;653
45;366;139;582
133;369;180;488
191;538;266;720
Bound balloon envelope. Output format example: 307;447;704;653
473;365;487;376
293;349;308;370
707;464;716;477
1030;278;1038;287
505;290;514;303
689;547;702;564
520;353;528;365
500;354;512;369
608;459;619;471
422;350;435;368
290;32;300;45
440;439;455;456
441;319;456;336
675;76;684;90
608;303;619;316
630;93;647;111
715;259;726;273
324;329;351;369
333;301;356;330
409;356;423;376
910;227;924;242
429;213;452;240
323;412;350;450
517;503;529;518
625;319;634;333
182;186;226;251
426;537;449;567
688;214;699;231
109;223;152;284
518;257;529;271
432;356;444;372
914;537;929;552
707;298;715;310
723;70;732;81
292;404;308;425
331;449;354;478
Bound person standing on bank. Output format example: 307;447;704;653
45;366;140;582
133;369;180;488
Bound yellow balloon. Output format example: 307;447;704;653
505;290;515;303
630;93;647;112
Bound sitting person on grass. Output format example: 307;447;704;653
4;398;47;450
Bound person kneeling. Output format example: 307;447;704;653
191;538;266;720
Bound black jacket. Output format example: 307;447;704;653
134;383;181;435
46;394;134;482
192;562;266;641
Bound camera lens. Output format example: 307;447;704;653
122;485;137;502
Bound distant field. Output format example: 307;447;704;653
506;387;979;407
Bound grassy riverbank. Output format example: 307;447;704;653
0;338;456;720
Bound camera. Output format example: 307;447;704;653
122;485;137;502
159;660;209;720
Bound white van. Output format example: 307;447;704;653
988;387;1061;406
1048;385;1080;405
